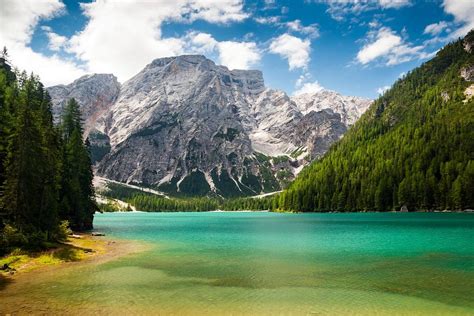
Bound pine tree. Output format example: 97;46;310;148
2;76;59;239
59;98;97;230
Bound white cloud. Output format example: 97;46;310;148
217;41;261;69
442;0;474;38
356;27;430;66
7;43;87;86
187;32;218;54
286;20;319;39
0;0;86;86
423;21;449;36
185;32;261;70
376;85;390;95
41;26;67;51
357;28;401;64
183;0;248;23
378;0;411;9
293;81;324;95
326;0;410;21
68;0;249;82
0;0;65;45
269;34;311;70
254;16;280;24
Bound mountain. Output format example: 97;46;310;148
47;74;120;136
277;31;474;212
292;90;372;126
47;55;370;197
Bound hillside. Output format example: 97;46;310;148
276;31;474;212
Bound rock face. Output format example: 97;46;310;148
460;65;474;82
48;55;371;197
48;74;121;136
291;90;372;126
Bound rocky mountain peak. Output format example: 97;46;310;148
47;55;371;197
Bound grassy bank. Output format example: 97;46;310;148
0;234;109;277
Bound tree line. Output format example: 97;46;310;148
274;34;474;212
99;183;275;212
0;51;96;253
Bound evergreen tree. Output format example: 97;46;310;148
59;98;97;230
2;75;59;239
275;31;474;212
0;53;96;253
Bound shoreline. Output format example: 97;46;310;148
0;232;148;287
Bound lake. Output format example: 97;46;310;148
1;212;473;315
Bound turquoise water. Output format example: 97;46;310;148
2;212;474;315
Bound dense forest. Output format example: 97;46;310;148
98;183;273;212
275;32;474;212
0;50;96;254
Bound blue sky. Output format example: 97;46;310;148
1;0;473;98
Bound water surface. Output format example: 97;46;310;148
1;212;473;315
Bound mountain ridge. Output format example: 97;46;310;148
47;54;371;197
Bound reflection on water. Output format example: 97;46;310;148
1;212;473;315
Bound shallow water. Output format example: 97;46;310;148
1;212;474;315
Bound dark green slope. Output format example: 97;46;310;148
277;31;474;212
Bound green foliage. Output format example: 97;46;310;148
221;196;275;211
100;182;158;200
59;99;97;230
179;171;211;196
272;155;290;164
0;224;28;254
128;195;219;212
276;36;474;212
0;52;96;253
98;201;132;213
254;152;270;163
54;220;72;242
122;193;275;212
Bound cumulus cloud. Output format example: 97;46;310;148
185;32;261;70
442;0;474;38
286;20;319;39
0;0;86;86
217;41;261;69
356;27;432;66
423;21;449;36
41;26;68;51
187;32;218;54
293;81;324;95
183;0;248;23
0;0;65;45
67;0;249;82
7;44;87;86
269;34;311;70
